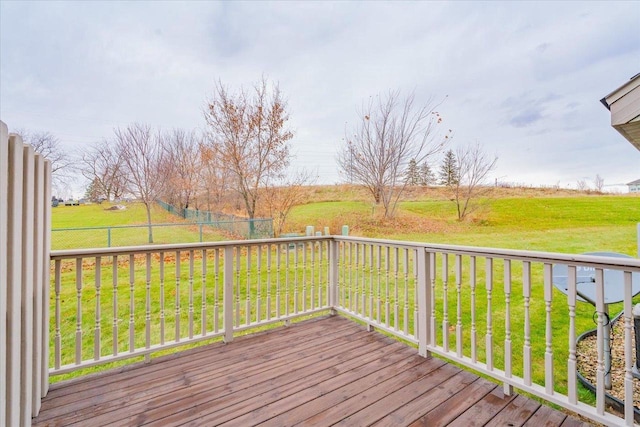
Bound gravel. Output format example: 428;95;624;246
576;319;639;410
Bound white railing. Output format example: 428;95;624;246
1;121;52;426
50;236;640;425
50;237;333;373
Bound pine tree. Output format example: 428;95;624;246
419;162;435;186
404;158;420;186
438;149;459;186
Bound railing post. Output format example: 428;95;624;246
199;223;203;242
417;248;431;357
107;227;111;248
328;238;339;315
223;246;234;343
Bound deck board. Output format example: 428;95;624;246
33;315;585;427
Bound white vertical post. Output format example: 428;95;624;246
503;259;513;396
623;271;634;426
595;268;606;415
328;239;339;314
6;133;24;427
485;257;493;371
32;154;45;415
20;144;35;426
567;265;578;405
543;263;554;396
417;248;431;357
41;160;51;397
223;246;234;343
0;122;9;427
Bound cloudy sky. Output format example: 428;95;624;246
1;1;639;194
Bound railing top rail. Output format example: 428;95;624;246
335;235;640;271
50;235;333;259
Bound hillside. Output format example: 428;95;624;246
286;185;640;256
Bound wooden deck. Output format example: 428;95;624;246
33;316;589;427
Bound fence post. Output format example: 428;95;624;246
107;227;111;248
199;224;203;242
328;238;339;315
223;246;234;343
0;121;8;427
417;248;432;357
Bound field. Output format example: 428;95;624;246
51;202;229;249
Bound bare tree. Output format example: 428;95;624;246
80;140;127;201
337;90;450;218
204;78;294;227
161;129;201;212
576;179;588;192
593;174;605;193
115;123;167;243
262;169;316;237
198;142;232;212
16;129;73;184
452;142;498;221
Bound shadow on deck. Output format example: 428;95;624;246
33;316;589;426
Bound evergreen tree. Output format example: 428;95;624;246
438;149;459;186
404;158;420;186
419;162;435;186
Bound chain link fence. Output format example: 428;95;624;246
156;200;273;239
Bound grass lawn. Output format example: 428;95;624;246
51;202;228;249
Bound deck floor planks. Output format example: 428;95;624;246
32;315;590;427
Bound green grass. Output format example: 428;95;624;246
52;202;228;249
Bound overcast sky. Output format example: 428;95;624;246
1;1;639;194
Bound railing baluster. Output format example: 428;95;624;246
276;244;281;318
354;243;360;314
246;246;251;325
442;253;449;351
235;247;241;326
94;256;101;361
403;248;409;336
503;259;513;395
310;242;315;311
362;244;368;319
413;250;418;340
145;253;151;358
595;268;606;415
567;265;577;404
188;250;194;338
213;249;220;333
485;257;493;371
54;260;61;369
385;246;391;328
394;247;399;331
523;261;532;386
159;252;165;343
369;245;374;323
129;254;135;352
285;244;290;318
266;245;271;321
302;242;307;312
75;258;82;364
376;245;382;324
201;249;207;336
623;270;634;425
257;245;262;323
430;252;436;347
455;254;462;358
112;255;118;356
543;263;553;395
470;256;476;363
294;243;299;314
175;250;181;342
